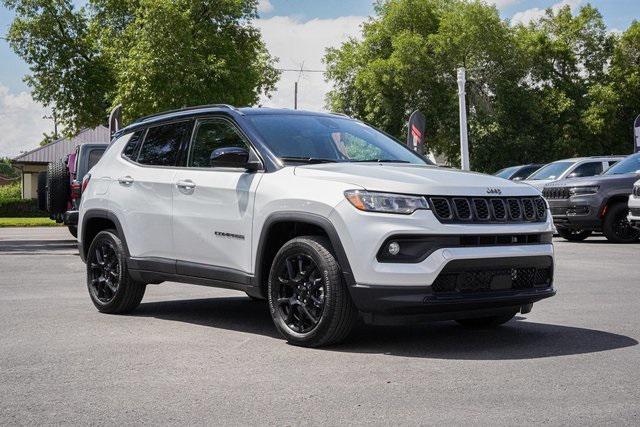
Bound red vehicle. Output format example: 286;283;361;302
38;143;107;237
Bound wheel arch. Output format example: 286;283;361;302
254;212;355;298
80;209;129;262
600;193;630;218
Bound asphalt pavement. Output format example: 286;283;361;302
1;227;639;425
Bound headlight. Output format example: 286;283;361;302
344;190;429;214
569;186;599;196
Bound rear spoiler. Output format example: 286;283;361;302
108;104;123;136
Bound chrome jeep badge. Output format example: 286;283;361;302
486;188;502;195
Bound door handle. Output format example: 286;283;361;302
176;179;196;190
118;176;134;185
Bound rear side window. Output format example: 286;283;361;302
137;121;192;166
122;131;144;160
87;148;105;170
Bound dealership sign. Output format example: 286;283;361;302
635;114;640;153
407;110;426;153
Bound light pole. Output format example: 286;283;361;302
457;67;470;171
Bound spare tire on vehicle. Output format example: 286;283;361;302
46;159;70;215
36;171;48;211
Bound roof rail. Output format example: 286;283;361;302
329;111;350;118
131;104;240;124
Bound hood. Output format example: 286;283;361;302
544;173;640;189
521;179;554;190
293;163;540;197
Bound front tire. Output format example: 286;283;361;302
86;230;146;314
456;312;517;328
602;203;640;243
558;228;592;242
268;236;357;347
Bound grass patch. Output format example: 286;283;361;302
0;217;63;227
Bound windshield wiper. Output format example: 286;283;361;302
350;159;411;163
280;156;339;164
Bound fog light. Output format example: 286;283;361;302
388;241;400;256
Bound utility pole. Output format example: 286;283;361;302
457;67;470;171
294;82;298;110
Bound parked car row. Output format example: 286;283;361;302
495;154;640;243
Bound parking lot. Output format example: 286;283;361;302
1;227;638;425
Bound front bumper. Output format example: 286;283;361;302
629;195;640;228
350;255;555;322
547;197;602;231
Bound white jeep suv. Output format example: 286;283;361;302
79;105;555;347
629;179;640;229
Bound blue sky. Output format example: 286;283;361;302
1;0;639;156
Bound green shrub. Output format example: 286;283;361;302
0;197;48;218
0;182;21;201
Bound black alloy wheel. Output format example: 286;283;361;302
88;239;121;304
274;254;326;333
86;230;146;313
603;203;640;243
268;236;357;347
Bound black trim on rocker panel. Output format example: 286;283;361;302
254;212;355;293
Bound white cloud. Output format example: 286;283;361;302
256;15;366;112
0;84;53;158
258;0;273;14
511;0;582;25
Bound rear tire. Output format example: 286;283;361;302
456;312;517;328
36;171;47;211
268;236;357;347
602;203;640;243
558;228;592;242
46;159;70;215
68;226;78;238
86;229;146;314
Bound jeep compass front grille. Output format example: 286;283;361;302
542;187;570;199
428;196;547;224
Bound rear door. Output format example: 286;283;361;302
172;117;262;278
109;120;192;261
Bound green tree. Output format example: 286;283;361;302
325;0;638;172
4;0;279;131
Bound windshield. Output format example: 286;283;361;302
247;114;431;165
495;166;519;179
527;161;573;180
603;153;640;175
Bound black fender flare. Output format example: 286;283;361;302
254;211;355;291
80;209;130;262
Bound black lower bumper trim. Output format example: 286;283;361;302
63;210;79;226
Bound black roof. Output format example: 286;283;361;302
120;105;350;135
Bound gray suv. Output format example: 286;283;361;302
542;152;640;243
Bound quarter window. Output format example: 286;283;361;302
137;121;192;166
122;131;144;160
188;119;249;168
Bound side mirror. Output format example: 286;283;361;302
210;146;262;171
512;177;523;181
567;172;579;178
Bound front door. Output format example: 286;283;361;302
172;117;262;278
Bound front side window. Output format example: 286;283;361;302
528;161;573;180
604;153;640;175
568;161;603;178
247;114;430;165
137;121;192;166
188;119;249;168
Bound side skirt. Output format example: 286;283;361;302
127;257;261;297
